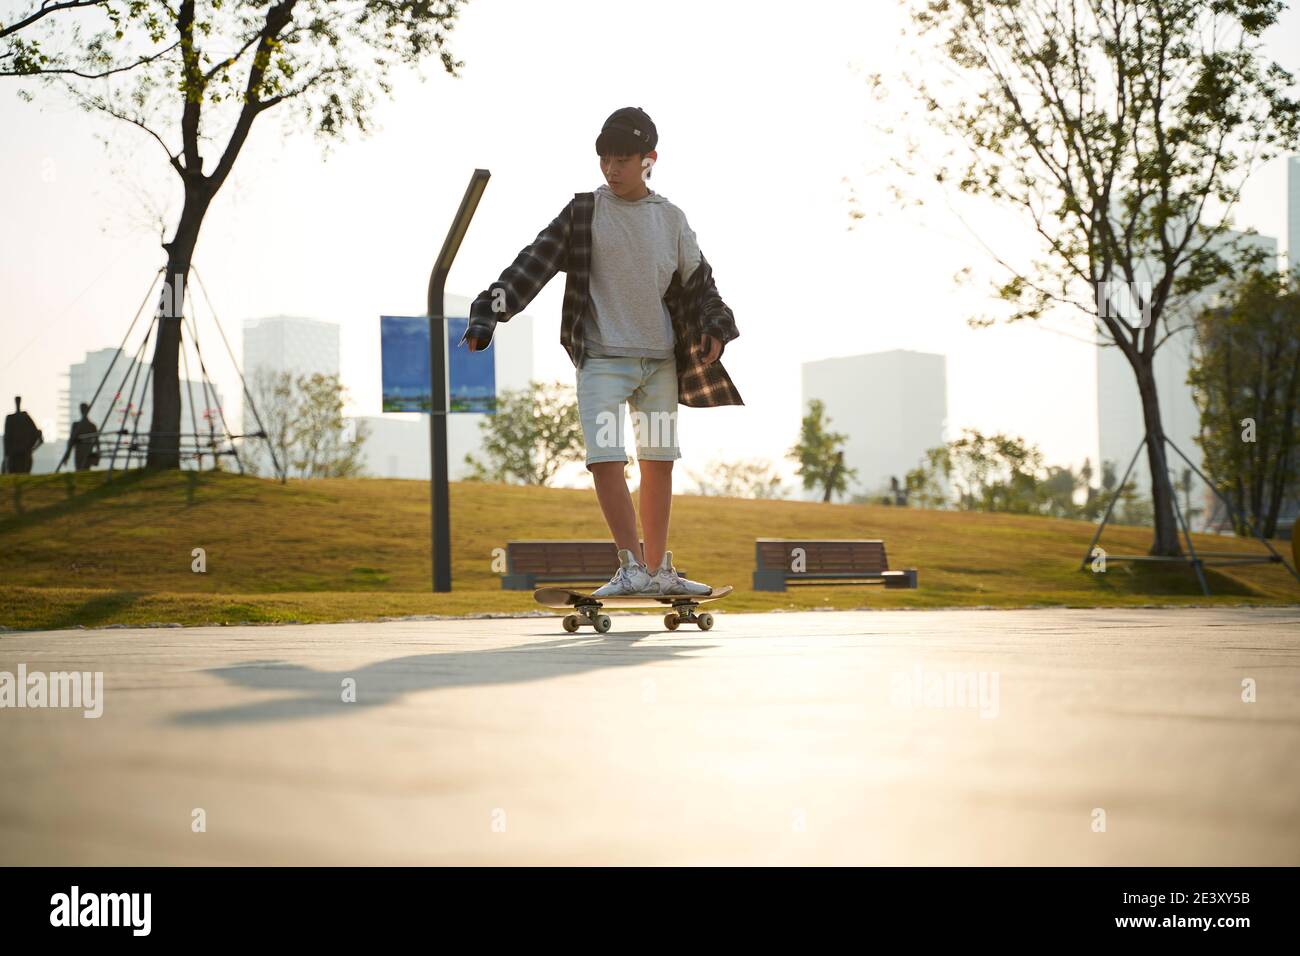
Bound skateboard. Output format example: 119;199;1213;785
533;585;734;633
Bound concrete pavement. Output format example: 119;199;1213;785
1;606;1298;865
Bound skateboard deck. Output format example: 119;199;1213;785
534;585;733;633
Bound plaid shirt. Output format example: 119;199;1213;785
467;191;744;408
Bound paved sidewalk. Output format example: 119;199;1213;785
2;606;1297;865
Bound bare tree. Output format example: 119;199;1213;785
246;366;294;482
687;458;788;499
293;372;368;479
877;0;1300;554
11;1;466;469
245;367;367;480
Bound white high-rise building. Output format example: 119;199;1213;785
242;315;340;419
799;349;948;501
243;314;340;379
52;347;224;471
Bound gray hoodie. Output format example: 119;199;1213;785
581;184;702;360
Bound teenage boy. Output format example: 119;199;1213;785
464;106;743;596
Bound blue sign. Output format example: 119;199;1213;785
380;315;497;413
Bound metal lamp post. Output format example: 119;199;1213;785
425;169;491;592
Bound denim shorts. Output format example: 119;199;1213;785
576;351;681;467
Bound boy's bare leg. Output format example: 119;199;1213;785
637;459;674;571
590;461;643;563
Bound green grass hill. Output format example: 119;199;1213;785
1;470;1295;630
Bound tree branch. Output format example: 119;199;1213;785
0;0;107;40
55;75;182;174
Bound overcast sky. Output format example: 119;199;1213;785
2;0;1297;490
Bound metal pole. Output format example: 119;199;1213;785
426;169;491;593
1165;436;1300;584
56;270;164;473
1167;460;1209;596
1081;436;1147;570
190;267;279;480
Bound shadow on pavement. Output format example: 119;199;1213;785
169;629;715;726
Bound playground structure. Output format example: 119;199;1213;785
1081;433;1300;595
55;267;281;479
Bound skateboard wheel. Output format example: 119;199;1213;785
664;612;679;630
697;612;714;631
562;614;581;633
594;613;612;634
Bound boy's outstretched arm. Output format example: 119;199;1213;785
464;200;574;350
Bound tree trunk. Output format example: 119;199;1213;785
146;185;212;469
1134;362;1183;556
823;452;843;503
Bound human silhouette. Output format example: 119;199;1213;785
890;475;907;506
2;396;43;474
66;402;101;471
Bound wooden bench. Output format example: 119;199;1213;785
752;538;918;592
502;540;686;590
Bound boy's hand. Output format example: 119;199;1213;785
699;333;722;364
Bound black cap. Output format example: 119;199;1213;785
597;106;657;153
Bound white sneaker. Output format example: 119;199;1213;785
650;550;712;596
592;548;659;597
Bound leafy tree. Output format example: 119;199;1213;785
292;372;368;479
1101;459;1119;499
1040;464;1086;519
1189;266;1300;537
463;380;584;486
1116;483;1155;527
788;399;858;503
952;430;1044;512
245;367;365;481
1076;458;1104;520
2;1;176;78
9;0;466;468
906;446;951;509
882;0;1300;554
906;429;1102;515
